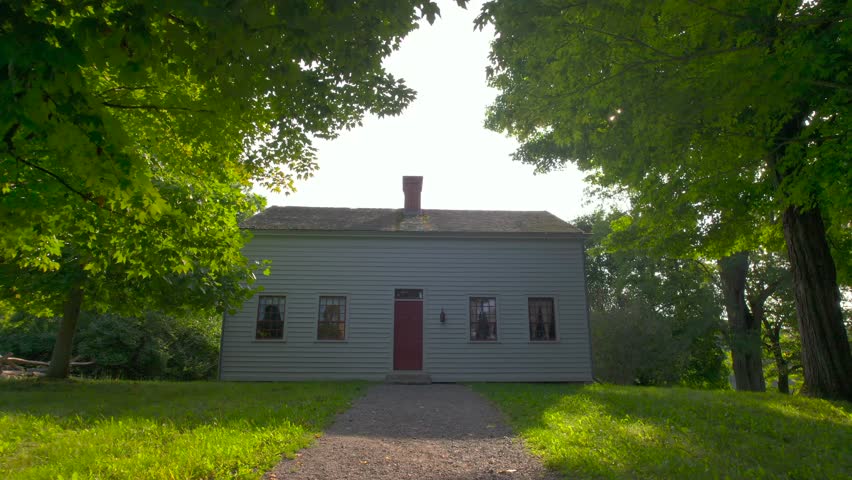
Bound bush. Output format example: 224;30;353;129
576;210;730;389
680;330;731;390
0;310;221;380
591;303;729;388
0;312;58;361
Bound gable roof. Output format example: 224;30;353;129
241;206;584;234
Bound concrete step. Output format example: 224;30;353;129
385;371;432;384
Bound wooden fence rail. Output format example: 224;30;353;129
0;353;95;378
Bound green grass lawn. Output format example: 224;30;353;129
0;379;365;480
473;383;852;480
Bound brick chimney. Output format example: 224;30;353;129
402;176;423;215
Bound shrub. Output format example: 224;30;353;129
0;310;220;380
591;304;729;388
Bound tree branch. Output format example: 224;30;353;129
686;0;747;19
547;42;765;100
96;85;155;97
806;79;852;92
691;258;722;289
567;22;678;59
12;154;192;252
4;105;202;264
751;278;782;306
102;102;212;113
4;123;96;206
15;157;93;203
166;13;193;28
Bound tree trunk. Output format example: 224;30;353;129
750;294;788;394
782;205;852;400
769;325;790;394
46;281;84;379
774;344;790;394
718;252;765;392
763;318;790;395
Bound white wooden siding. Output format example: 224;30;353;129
220;233;592;382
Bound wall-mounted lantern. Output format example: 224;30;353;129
440;308;447;323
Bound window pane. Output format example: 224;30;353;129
318;296;347;340
529;298;556;341
395;289;423;300
256;296;285;339
469;297;497;341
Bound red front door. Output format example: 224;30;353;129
394;300;423;370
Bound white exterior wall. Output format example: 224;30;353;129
220;232;592;382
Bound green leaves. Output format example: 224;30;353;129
1;1;449;316
480;0;849;264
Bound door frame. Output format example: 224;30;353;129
392;287;425;371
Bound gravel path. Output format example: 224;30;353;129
265;384;560;480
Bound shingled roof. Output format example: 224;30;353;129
241;206;584;234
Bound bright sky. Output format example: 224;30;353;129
258;0;595;223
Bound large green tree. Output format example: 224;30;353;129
478;0;851;399
1;0;464;377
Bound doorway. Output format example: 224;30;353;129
393;289;423;371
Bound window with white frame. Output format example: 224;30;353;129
528;297;556;341
256;296;285;340
469;297;497;341
317;296;347;340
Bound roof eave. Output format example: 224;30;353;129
243;228;589;240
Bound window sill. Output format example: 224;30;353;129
314;340;348;343
468;340;501;344
252;339;286;343
529;340;561;344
